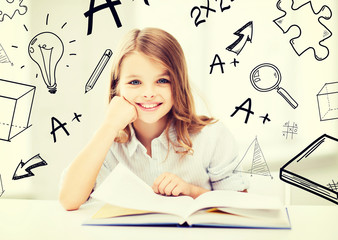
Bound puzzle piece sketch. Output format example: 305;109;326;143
0;0;27;22
273;0;332;61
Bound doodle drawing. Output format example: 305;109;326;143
233;136;273;179
273;0;332;61
280;134;338;205
282;121;298;140
317;82;338;121
0;79;35;142
0;0;27;22
0;43;13;65
12;154;47;180
327;180;338;192
226;21;253;55
28;31;64;94
250;63;298;109
0;174;4;197
85;49;112;93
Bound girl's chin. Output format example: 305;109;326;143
134;114;169;126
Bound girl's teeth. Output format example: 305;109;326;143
141;104;158;109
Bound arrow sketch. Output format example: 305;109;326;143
12;154;47;180
226;21;253;55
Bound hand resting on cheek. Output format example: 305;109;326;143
103;96;138;133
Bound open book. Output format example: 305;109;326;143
84;164;291;229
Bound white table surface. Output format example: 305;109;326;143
0;199;337;240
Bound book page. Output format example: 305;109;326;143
91;163;193;218
185;190;283;217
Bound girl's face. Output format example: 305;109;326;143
118;51;174;125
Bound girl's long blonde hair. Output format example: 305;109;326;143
110;27;216;157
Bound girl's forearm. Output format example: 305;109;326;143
58;124;118;211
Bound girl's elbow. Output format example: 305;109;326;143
58;192;82;211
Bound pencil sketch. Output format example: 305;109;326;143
28;31;64;94
0;79;35;142
0;0;27;22
273;0;332;61
226;21;253;55
85;49;112;93
12;154;47;180
0;43;13;65
317;82;338;121
250;63;298;109
0;174;4;197
282;121;298;140
280;134;338;205
233;136;273;179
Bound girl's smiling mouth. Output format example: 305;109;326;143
136;102;163;111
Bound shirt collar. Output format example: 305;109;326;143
126;123;177;157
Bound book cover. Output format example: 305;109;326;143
280;134;338;204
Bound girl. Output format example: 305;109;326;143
59;28;248;211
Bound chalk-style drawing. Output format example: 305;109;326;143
273;0;332;61
190;0;235;27
233;136;273;179
317;82;338;121
327;180;338;192
0;43;13;65
28;31;64;94
84;0;122;35
0;174;4;197
0;79;35;142
85;49;112;93
12;154;47;180
226;21;253;55
259;113;271;124
282;121;298;140
280;134;338;205
250;63;298;109
0;0;27;22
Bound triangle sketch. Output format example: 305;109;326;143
233;136;273;179
0;44;13;65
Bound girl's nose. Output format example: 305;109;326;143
143;86;155;98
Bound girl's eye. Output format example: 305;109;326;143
129;80;141;85
157;78;170;84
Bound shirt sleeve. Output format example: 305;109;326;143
207;122;249;191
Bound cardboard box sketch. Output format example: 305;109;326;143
0;79;35;141
317;82;338;121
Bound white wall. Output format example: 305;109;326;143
0;0;337;205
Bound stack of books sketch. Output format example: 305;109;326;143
0;79;35;141
233;137;273;179
280;134;338;204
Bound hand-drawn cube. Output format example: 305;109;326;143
317;82;338;121
0;79;35;141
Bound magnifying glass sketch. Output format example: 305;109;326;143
250;63;298;109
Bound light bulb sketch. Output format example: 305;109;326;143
28;31;64;94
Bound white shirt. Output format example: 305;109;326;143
94;121;249;193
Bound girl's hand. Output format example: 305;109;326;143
152;173;192;197
103;96;137;133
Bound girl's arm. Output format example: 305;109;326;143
59;96;137;211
